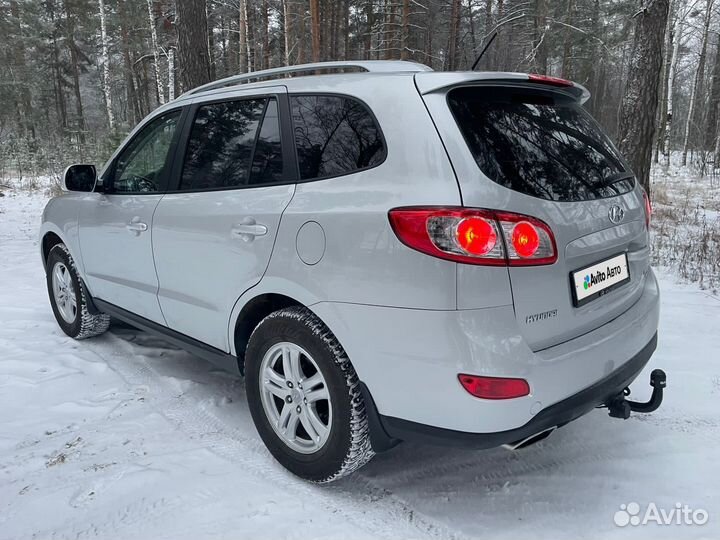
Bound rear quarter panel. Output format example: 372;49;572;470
259;75;461;310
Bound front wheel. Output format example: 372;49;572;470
245;306;374;482
46;243;110;339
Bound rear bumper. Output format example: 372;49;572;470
311;268;660;436
371;332;657;448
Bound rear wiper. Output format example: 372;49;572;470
599;172;635;188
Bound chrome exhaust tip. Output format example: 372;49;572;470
502;426;556;451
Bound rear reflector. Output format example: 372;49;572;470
458;374;530;400
528;74;574;88
388;206;557;266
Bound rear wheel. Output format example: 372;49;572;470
46;243;110;339
245;306;374;482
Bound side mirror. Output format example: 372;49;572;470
63;164;97;192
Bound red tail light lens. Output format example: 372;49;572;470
528;74;573;87
456;217;497;255
642;190;652;229
511;221;540;258
458;374;530;400
388;206;557;266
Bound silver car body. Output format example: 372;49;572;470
40;61;659;440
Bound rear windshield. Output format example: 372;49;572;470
448;86;633;202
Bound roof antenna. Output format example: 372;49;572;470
471;32;498;71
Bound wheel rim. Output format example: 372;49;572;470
259;342;332;454
51;262;77;324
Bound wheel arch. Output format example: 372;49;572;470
41;231;64;270
232;292;303;372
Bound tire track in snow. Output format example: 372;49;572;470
76;331;475;540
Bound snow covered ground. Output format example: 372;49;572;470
1;189;719;540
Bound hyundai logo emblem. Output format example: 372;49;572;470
608;205;625;224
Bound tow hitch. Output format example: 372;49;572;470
604;369;667;420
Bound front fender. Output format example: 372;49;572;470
39;195;85;278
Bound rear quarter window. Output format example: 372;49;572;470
290;95;385;180
448;86;633;202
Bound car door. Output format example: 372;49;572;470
79;108;183;324
152;87;296;351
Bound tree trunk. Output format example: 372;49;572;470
98;0;115;128
654;0;674;163
364;1;374;60
61;0;86;144
467;0;477;60
262;0;270;69
448;0;461;70
561;0;575;78
146;0;165;105
310;0;321;62
10;1;35;140
341;0;350;59
239;0;248;72
176;0;212;91
168;48;175;100
297;0;306;64
52;40;68;131
207;2;217;81
705;35;720;150
533;0;548;73
401;0;410;60
283;0;291;65
662;12;682;166
245;0;254;71
492;0;504;70
585;0;602;117
238;0;248;73
118;0;141;125
382;0;393;60
617;0;670;196
681;0;713;166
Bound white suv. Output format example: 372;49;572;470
41;61;663;483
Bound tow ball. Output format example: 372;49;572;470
605;369;667;420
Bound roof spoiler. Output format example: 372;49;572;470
415;71;590;104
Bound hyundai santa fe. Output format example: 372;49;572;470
40;60;665;482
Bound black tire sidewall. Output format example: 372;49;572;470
46;246;83;338
245;311;354;481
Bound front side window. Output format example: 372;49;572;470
180;97;285;191
112;110;181;193
291;95;385;180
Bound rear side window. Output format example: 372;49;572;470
448;87;632;202
180;97;284;191
291;95;385;180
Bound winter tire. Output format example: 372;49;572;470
245;306;374;483
46;243;110;339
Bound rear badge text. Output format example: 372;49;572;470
525;309;558;324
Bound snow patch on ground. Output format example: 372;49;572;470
651;160;720;290
1;190;719;540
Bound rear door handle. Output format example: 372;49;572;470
231;218;267;241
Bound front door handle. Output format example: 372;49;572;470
126;218;148;234
231;218;267;242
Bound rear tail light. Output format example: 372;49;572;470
388;207;557;266
458;374;530;400
642;190;652;229
528;74;573;88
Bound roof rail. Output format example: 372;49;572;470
181;60;433;98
